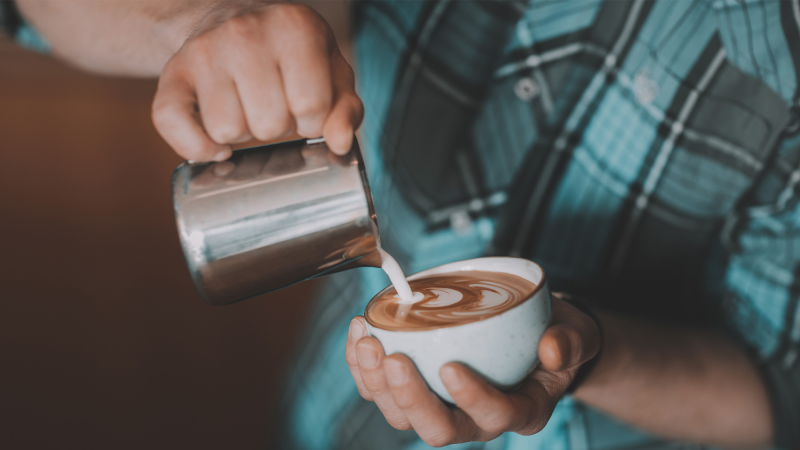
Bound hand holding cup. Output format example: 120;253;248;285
345;259;600;446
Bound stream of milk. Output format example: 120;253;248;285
378;248;423;305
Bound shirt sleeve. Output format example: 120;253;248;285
0;0;49;53
718;134;800;450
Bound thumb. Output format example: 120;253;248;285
537;300;600;372
323;52;364;155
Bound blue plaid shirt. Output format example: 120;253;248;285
8;0;798;448
279;1;800;449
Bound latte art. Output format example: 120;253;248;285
365;271;537;331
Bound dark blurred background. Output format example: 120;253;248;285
0;2;350;447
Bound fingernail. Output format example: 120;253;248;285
357;344;378;369
440;365;462;390
213;161;235;177
349;318;365;340
213;150;230;162
384;358;408;386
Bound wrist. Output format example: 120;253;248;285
572;311;633;399
562;296;603;394
153;1;287;75
184;1;287;41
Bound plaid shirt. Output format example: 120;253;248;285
278;0;800;449
7;0;796;448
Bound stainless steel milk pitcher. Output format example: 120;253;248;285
172;138;381;305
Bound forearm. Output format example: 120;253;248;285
15;0;272;77
574;311;773;450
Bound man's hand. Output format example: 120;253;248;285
152;2;363;162
345;297;600;447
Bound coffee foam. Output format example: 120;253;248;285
365;270;537;331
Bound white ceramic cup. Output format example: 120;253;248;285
364;257;551;403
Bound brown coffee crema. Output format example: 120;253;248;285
365;270;538;331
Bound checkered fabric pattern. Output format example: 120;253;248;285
7;0;798;448
275;0;800;449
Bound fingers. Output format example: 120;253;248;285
441;363;552;437
513;369;566;435
323;52;364;155
538;324;586;371
538;298;601;372
385;355;479;446
273;6;334;138
356;337;411;430
352;341;561;444
440;363;518;435
234;46;358;152
344;296;601;445
152;68;232;162
345;317;372;401
195;72;252;150
153;3;363;161
232;44;295;142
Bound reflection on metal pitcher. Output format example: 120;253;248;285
172;138;380;305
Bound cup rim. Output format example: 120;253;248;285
364;257;547;332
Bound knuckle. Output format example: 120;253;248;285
345;348;362;368
183;36;215;68
481;416;510;435
151;102;182;132
292;95;330;120
251;114;293;141
206;121;245;144
159;57;183;80
475;398;517;434
386;417;412;431
270;3;319;31
295;121;325;138
368;383;392;398
268;6;330;54
224;14;260;43
487;422;511;436
391;393;415;410
295;115;326;138
150;101;170;126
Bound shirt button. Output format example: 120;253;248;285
514;77;539;102
450;210;473;236
633;68;659;105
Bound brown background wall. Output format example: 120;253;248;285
0;2;351;446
